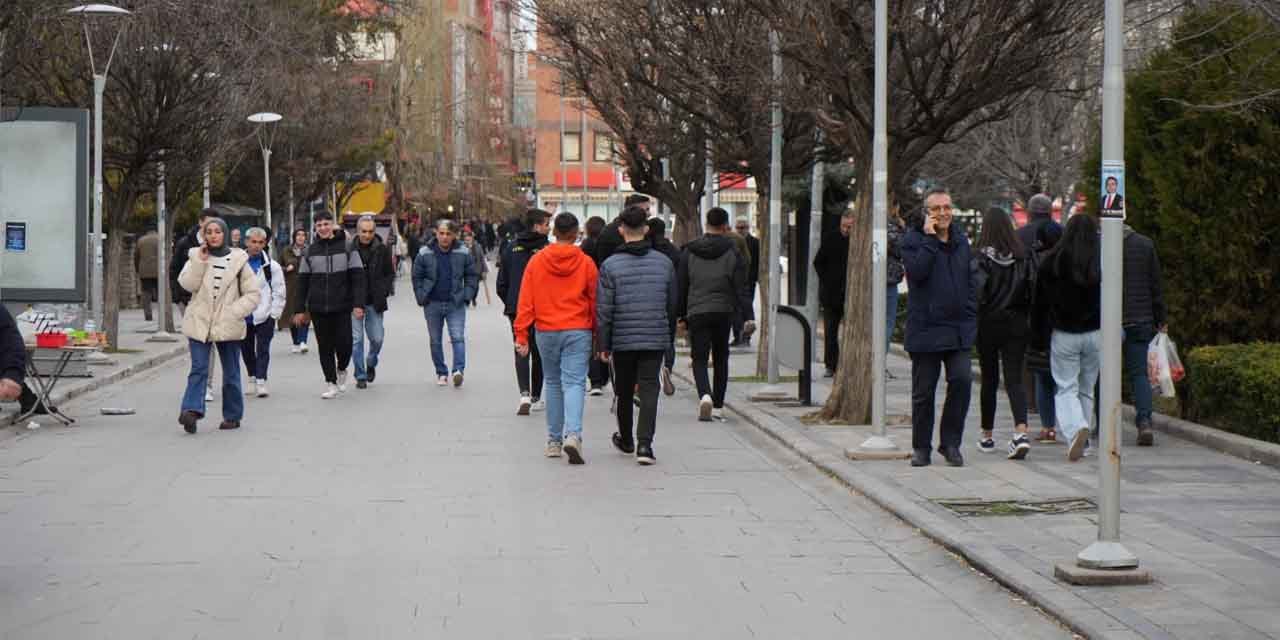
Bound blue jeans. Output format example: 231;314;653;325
1123;324;1157;424
182;339;243;421
240;320;274;380
1050;329;1101;443
425;302;466;377
290;324;309;345
536;329;592;443
886;285;900;352
352;306;386;381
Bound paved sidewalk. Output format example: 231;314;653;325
2;309;188;438
693;345;1280;639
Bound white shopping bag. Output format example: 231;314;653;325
1147;333;1183;398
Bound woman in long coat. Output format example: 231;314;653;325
279;228;310;352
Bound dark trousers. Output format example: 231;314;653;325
612;350;663;445
290;323;310;345
910;350;973;451
732;282;757;343
688;312;732;408
508;315;543;398
589;356;610;389
240;320;275;380
312;311;353;384
977;312;1029;431
823;306;843;371
140;278;158;321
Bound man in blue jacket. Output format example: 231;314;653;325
901;188;978;467
598;206;678;465
413;219;479;388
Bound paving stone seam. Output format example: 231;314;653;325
671;368;1120;640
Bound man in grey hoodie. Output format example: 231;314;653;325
598;206;678;465
677;207;748;421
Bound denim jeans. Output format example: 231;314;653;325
290;323;309;346
1051;329;1101;443
536;329;592;443
352;305;386;381
240;321;274;380
1034;369;1057;429
425;302;467;377
1123;324;1157;424
182;339;243;421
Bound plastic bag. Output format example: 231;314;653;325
1147;333;1184;398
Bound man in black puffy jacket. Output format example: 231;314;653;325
599;206;677;464
647;218;681;395
497;208;550;414
677;207;747;422
294;212;367;397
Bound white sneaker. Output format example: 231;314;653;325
205;388;214;402
517;395;532;415
452;370;464;387
256;382;269;398
321;384;339;399
712;407;726;422
436;376;448;386
247;378;257;396
698;395;713;422
563;435;585;465
337;370;348;392
532;399;545;412
290;345;301;354
300;344;309;353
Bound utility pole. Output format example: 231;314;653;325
765;29;783;384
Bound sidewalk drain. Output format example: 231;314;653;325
934;498;1095;517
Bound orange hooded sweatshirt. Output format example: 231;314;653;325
513;242;598;346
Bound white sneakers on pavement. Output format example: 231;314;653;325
1068;428;1091;462
337;370;348;393
544;441;562;458
712;407;726;422
256;382;269;398
532;399;545;412
300;344;309;353
436;376;448;386
290;345;300;354
321;384;339;399
452;370;464;387
247;377;257;397
205;386;214;402
517;395;532;415
698;395;713;422
562;435;585;465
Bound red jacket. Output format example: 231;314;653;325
514;242;598;345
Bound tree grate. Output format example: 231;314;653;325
934;497;1096;517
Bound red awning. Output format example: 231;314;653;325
552;170;618;189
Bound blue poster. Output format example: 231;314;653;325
5;222;26;252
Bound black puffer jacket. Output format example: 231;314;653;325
355;235;396;312
496;231;550;316
974;247;1036;320
1122;227;1166;328
597;242;677;352
677;234;746;319
297;229;367;314
814;230;849;309
169;226;200;305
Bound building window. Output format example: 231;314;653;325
594;133;614;162
562;132;581;162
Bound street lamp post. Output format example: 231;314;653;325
765;29;783;386
147;154;177;342
68;3;132;333
248;112;283;233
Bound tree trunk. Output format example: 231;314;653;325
753;189;772;377
671;197;702;246
819;188;873;424
103;230;127;350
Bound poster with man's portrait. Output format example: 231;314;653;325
1101;163;1125;218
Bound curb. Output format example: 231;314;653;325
889;345;1280;469
2;343;188;440
673;368;1114;640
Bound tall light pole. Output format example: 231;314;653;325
248;112;283;233
765;29;783;385
852;0;903;458
1077;0;1139;572
806;134;824;359
68;3;132;332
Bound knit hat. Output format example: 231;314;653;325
1027;194;1053;219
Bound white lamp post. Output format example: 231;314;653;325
68;3;132;333
248;112;283;233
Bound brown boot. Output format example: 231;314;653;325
219;420;241;430
1136;420;1155;446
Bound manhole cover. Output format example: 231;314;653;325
935;498;1095;517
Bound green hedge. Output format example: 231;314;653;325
1185;343;1280;444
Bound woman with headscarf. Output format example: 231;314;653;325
176;217;261;434
279;228;311;353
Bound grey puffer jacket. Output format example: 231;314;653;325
597;242;677;353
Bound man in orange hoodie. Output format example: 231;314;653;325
514;212;599;464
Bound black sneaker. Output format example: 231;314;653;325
612;432;635;455
910;449;931;467
366;364;376;383
179;410;199;434
356;380;368;389
1008;434;1032;460
978;438;996;453
938;445;964;467
1136;418;1155;446
636;444;656;465
219;420;241;430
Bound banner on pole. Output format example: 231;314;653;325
1100;162;1126;220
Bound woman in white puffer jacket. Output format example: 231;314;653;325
177;217;261;434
